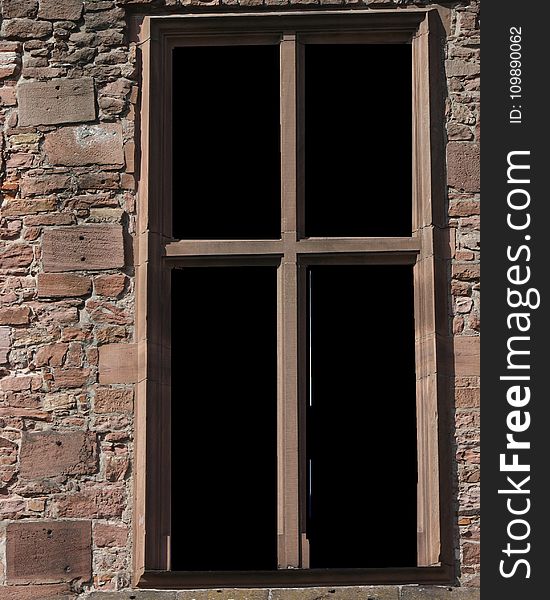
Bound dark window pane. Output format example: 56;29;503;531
172;46;281;240
306;265;417;568
171;267;278;571
305;45;412;237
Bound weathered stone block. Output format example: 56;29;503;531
42;225;124;272
38;0;83;21
447;142;480;192
0;244;34;271
1;18;52;39
6;520;92;584
18;77;96;127
0;583;71;599
454;336;480;377
93;522;128;548
1;197;57;216
400;588;480;600
0;305;31;325
445;59;480;78
44;123;124;166
95;387;133;413
20;174;71;196
37;273;92;298
1;0;38;19
0;326;10;363
89;594;176;600
99;343;137;384
55;484;125;518
94;273;126;297
20;430;97;479
270;588;398;600
51;367;91;389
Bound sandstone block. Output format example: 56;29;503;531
454;336;480;377
20;430;97;479
37;273;92;298
93;522;128;548
0;583;70;599
1;197;57;216
18;77;95;127
0;244;34;271
401;588;479;600
94;273;126;297
0;326;10;363
42;225;124;272
6;521;91;584
0;305;30;325
445;59;480;78
447;142;480;192
1;0;38;18
34;342;68;367
95;387;133;413
51;367;91;389
99;343;137;384
55;484;125;518
1;18;52;40
20;173;71;196
38;0;83;21
44;123;124;166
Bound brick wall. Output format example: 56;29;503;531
0;0;480;598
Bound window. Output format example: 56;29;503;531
134;10;452;588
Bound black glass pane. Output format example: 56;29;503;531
172;46;281;239
305;45;412;237
171;267;278;571
306;265;417;568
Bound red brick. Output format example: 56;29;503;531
94;273;127;297
93;522;128;548
447;142;480;192
20;430;97;479
0;244;34;272
6;520;91;584
51;367;91;389
98;343;137;384
55;484;125;518
37;273;92;298
0;305;31;325
94;387;133;413
45;123;123;167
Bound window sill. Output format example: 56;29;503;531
137;565;453;589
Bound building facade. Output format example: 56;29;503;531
0;1;479;598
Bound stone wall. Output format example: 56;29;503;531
0;0;480;598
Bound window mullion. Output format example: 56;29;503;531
278;33;301;570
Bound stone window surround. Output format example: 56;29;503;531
131;8;454;590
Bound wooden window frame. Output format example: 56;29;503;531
132;9;453;589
